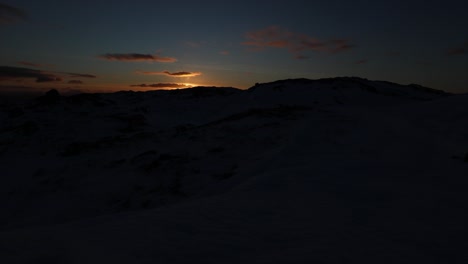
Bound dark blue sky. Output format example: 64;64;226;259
1;0;467;93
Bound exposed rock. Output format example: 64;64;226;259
37;89;61;105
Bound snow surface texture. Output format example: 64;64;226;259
0;77;467;263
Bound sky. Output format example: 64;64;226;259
0;0;467;94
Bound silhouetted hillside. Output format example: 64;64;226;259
0;77;466;264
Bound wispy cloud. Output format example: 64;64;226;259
65;73;96;78
326;39;355;54
447;41;468;56
219;51;230;55
68;80;84;84
0;66;97;83
0;66;61;82
185;41;207;48
242;26;355;59
17;61;54;68
136;71;202;77
98;53;177;62
295;55;309;60
130;83;190;88
0;3;26;25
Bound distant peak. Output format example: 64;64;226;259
36;89;61;105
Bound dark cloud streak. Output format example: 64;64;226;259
65;73;96;78
0;3;26;25
0;66;61;82
18;61;46;68
447;41;468;56
98;53;177;62
136;71;202;77
68;80;83;84
0;66;96;83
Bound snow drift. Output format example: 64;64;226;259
0;77;466;263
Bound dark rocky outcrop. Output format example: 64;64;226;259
37;89;61;105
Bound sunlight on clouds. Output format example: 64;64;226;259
135;71;202;77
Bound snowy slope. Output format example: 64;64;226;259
0;78;467;263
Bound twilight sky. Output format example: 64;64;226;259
0;0;467;93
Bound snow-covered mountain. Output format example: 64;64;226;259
0;77;467;263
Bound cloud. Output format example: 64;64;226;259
186;41;207;48
356;59;368;64
136;70;202;77
65;73;96;78
36;76;61;82
130;83;190;89
447;41;468;56
18;61;50;68
327;39;355;54
68;80;83;84
98;53;177;62
0;66;61;82
219;51;230;55
19;62;95;77
0;66;96;83
242;26;355;58
295;55;309;60
0;3;26;25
